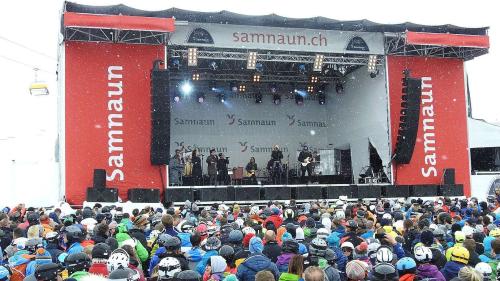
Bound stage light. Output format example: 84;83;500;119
273;93;281;105
318;93;326;105
219;94;225;103
170;58;180;70
180;81;193;95
255;92;263;103
367;55;377;72
335;82;344;94
307;85;315;93
313;54;324;72
191;72;200;81
247;51;257;69
297;64;306;74
197;93;205;103
239;84;246;92
209;61;218;71
253;73;261;83
29;83;49;96
208;80;217;91
295;92;304;105
230;82;238;93
310;75;319;83
187;48;198;67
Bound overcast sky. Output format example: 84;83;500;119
0;0;497;145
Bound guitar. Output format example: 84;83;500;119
245;170;256;177
301;157;312;167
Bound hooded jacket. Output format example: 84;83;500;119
276;252;295;273
115;232;148;262
236;253;280;281
440;261;465;281
195;249;218;275
324;265;341;281
184;246;205;270
265;215;284;229
279;273;302;281
263;241;282;263
417;264;446;281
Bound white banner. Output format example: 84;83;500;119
169;23;385;55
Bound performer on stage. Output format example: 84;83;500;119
206;148;218;185
245;157;258;184
169;149;184;185
191;149;202;185
217;153;230;185
298;146;313;183
270;145;283;184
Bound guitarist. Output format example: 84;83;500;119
298;146;313;183
270;145;283;184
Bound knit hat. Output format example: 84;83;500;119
327;232;340;248
133;215;149;227
356;242;368;254
306;218;316;228
346;260;369;281
272;208;280;215
209;256;227;274
176;270;202;281
249;237;264;254
281;232;293;242
420;230;434;246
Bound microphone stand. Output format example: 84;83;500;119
286;154;290;185
201;154;205;186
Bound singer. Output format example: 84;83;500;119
206;148;218;185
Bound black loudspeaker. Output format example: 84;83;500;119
86;187;118;202
384;185;410;198
443;168;456;185
394;74;422;164
234;186;260;201
128;188;160;203
198;187;228;202
324;185;352;199
440;184;464;197
297;185;323;200
358;185;382;198
165;187;192;202
410;185;438;197
150;61;170;165
93;169;106;188
226;186;235;201
264;186;291;201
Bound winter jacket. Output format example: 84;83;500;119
25;255;52;276
69;271;90;281
324;265;341;281
178;232;192;247
92;234;108;244
361;230;374;240
276;252;294;273
88;262;109;277
430;247;447;268
468;251;481;267
45;242;64;263
184;246;205;270
128;228;148;250
115;232;149;262
67;242;84;254
263;241;282;263
279;273;302;281
149;248;189;275
196;250;218;275
417;264;446;281
265;215;284;229
488;256;500;280
164;226;180;237
440;261;465;281
236;253;280;281
399;273;416;281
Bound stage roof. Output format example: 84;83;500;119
64;2;488;36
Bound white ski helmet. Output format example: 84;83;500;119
475;262;492;280
107;248;130;272
157;257;182;280
413;245;433;263
376;245;394;263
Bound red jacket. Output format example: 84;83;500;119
89;262;108;277
264;215;283;229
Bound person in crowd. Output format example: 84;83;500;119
236;236;280;281
279;255;304;281
441;246;470;280
263;230;282;263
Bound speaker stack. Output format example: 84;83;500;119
86;169;118;202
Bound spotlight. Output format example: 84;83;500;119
253;73;261;83
307;85;315;93
313;54;324;72
273;93;281;105
310;75;319;83
180;81;193;95
295;93;304;105
219;94;225;103
208;81;217;91
197;93;205;103
255;92;263;103
297;64;307;74
209;61;218;71
230;82;238;93
239;84;246;92
335;82;344;94
247;51;257;69
191;72;200;81
187;48;198;67
367;55;377;72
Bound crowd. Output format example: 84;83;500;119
1;195;500;281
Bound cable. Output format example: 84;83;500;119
0;54;54;74
0;34;57;61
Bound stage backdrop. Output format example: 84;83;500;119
65;41;165;204
170;65;390;180
387;56;471;196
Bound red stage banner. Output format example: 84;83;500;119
388;56;471;196
406;31;489;48
65;42;165;204
64;12;175;33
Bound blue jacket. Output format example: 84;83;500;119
441;261;465;281
361;230;374;240
164;226;179;237
195;250;218;275
393;243;406;259
149;247;167;275
178;233;192;247
67;242;84;255
236;253;280;281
